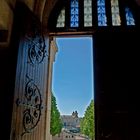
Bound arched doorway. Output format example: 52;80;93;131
9;0;140;140
47;1;138;140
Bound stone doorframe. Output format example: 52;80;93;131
45;37;58;140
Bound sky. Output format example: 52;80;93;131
52;37;94;117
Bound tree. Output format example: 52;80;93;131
80;100;95;140
50;93;62;136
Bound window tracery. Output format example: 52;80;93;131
55;0;136;29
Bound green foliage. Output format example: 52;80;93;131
50;93;62;136
80;100;95;140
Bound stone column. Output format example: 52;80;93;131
45;37;58;140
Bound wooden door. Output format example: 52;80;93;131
10;4;50;140
94;29;139;140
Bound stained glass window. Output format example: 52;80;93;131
97;0;107;26
55;0;136;29
56;8;65;27
125;7;135;26
70;0;79;27
84;0;92;27
111;0;121;26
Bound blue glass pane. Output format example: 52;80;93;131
125;7;135;26
70;0;79;27
97;0;107;26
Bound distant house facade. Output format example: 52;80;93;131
52;111;89;140
61;111;81;132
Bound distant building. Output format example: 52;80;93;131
61;111;82;132
52;111;89;140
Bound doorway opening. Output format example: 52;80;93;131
50;36;95;140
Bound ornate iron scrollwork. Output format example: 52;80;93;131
16;78;42;136
27;35;46;65
25;18;47;65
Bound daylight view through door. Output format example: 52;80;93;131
50;37;94;140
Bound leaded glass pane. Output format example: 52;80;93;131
111;0;121;26
70;0;79;27
84;0;92;27
125;7;135;26
56;8;65;27
97;0;107;26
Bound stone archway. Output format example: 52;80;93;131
7;0;140;140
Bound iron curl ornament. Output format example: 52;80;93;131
16;78;43;136
24;17;47;65
27;35;46;65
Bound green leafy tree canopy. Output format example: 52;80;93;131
80;100;95;140
50;93;62;136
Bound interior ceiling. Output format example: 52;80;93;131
42;0;58;28
136;0;140;5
